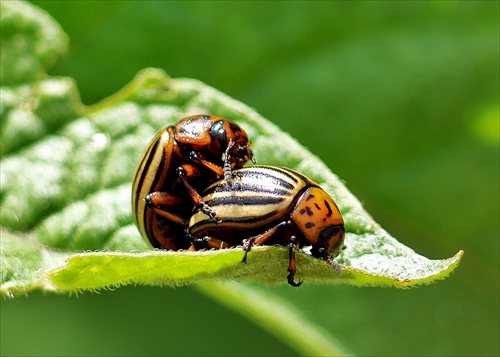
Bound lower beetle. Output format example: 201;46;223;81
132;115;254;251
186;166;345;286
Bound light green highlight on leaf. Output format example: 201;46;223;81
471;104;500;145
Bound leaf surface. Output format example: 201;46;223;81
1;68;463;295
0;1;463;297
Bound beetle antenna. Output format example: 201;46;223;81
325;253;344;273
224;139;234;186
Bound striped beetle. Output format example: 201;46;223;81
132;115;254;250
186;166;345;287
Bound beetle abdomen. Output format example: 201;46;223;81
132;127;176;243
189;166;309;234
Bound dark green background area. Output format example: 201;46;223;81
2;1;498;356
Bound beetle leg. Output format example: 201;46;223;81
287;236;303;287
241;237;256;263
145;192;188;226
188;151;225;176
188;236;233;251
241;220;291;263
176;166;220;223
188;139;237;186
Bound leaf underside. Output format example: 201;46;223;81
0;1;463;297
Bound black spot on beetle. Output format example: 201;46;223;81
319;225;341;242
306;194;315;201
314;203;321;210
324;200;333;217
305;207;313;216
305;222;315;229
300;208;306;215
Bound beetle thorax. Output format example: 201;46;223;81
291;187;345;255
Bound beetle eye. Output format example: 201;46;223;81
209;121;229;146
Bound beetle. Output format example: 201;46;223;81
186;165;345;287
132;114;254;251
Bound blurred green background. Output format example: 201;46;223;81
1;1;498;356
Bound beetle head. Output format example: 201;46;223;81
175;115;254;167
291;187;345;260
209;119;254;168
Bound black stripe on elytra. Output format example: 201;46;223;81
191;210;279;232
203;181;291;197
232;167;297;190
206;195;285;207
134;137;162;212
151;143;169;190
263;166;300;184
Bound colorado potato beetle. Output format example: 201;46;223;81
132;115;254;250
186;166;345;287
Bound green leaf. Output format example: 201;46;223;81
0;1;68;86
1;1;462;297
0;228;71;296
1;67;463;294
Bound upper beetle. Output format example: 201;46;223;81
132;115;254;251
186;165;345;287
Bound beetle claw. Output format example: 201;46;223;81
201;204;220;224
241;237;255;263
241;251;248;263
287;273;303;287
189;151;200;161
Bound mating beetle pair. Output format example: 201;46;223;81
132;115;254;251
132;115;345;286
